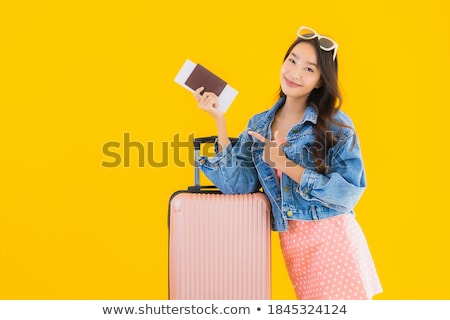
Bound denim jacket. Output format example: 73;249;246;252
198;97;366;232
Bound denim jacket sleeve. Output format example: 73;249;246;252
198;130;261;194
297;132;366;212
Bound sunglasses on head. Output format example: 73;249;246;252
297;26;338;61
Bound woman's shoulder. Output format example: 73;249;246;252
249;109;270;122
330;109;356;139
333;109;354;125
246;110;270;133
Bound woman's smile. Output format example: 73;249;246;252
284;77;301;88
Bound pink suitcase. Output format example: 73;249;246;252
168;137;271;300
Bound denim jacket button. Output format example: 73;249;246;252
283;186;289;192
287;210;293;217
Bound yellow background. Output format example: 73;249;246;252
1;0;449;299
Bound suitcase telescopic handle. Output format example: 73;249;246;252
193;136;218;150
192;136;217;190
190;136;237;192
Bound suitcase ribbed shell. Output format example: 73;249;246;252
169;192;271;299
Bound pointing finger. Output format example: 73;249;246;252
248;131;269;143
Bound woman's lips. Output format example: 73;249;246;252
284;78;301;87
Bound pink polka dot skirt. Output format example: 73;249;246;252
279;214;383;300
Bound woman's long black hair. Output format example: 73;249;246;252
278;37;351;174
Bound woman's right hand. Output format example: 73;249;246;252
194;87;229;151
194;87;224;122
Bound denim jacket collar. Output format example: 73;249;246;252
250;96;318;136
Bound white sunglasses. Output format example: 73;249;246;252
297;26;338;61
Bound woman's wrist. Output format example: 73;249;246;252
279;157;304;183
215;116;229;152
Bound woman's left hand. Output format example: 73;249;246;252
248;130;287;170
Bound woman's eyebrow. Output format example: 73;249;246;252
290;52;299;60
290;52;318;67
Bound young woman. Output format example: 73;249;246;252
193;26;382;300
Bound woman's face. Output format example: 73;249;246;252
280;41;322;100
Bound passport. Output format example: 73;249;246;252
174;59;238;113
